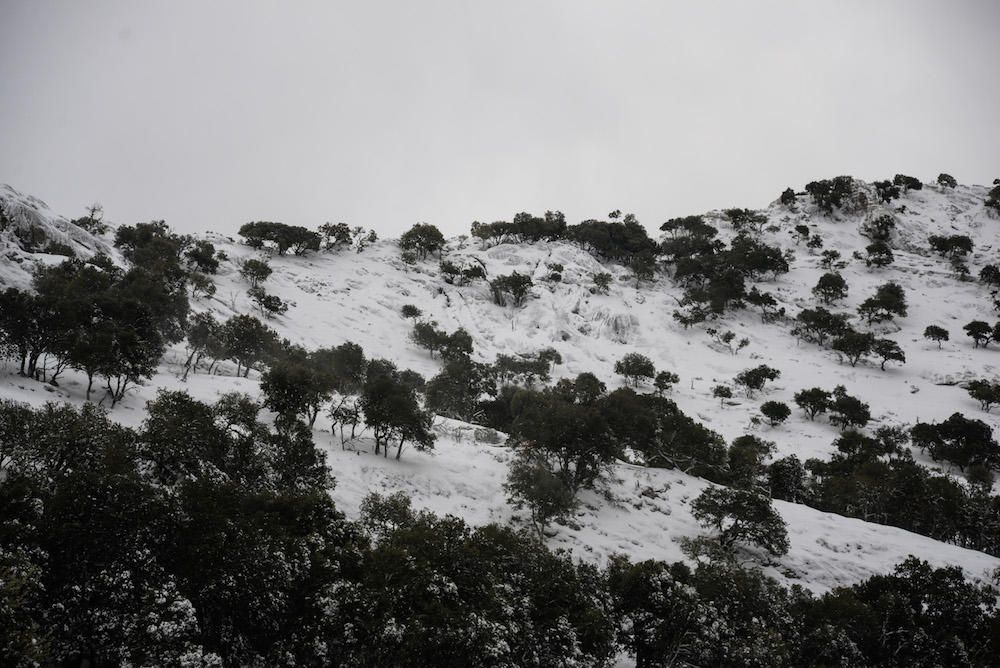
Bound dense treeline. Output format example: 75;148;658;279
4;397;1000;667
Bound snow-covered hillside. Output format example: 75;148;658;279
3;179;1000;595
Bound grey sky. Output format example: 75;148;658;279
2;1;998;238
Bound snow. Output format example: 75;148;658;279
3;179;1000;596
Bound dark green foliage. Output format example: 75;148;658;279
912;413;1000;471
566;213;657;262
858;281;907;324
981;264;1000;288
690;487;789;556
184;239;219;274
793;306;851;345
614;352;656;387
238;221;321;255
873;179;901;203
219;314;278;377
360;361;435;459
411;321;473;360
439;258;486;285
471;210;567;246
819;249;841;269
760;401;791;426
768;455;807;502
592;271;612;294
967;379;1000;412
745;286;784;322
425;356;497;422
733;364;780;398
489;271;533;307
317;221;352;249
805;176;854;213
780;187;796;205
505;449;578;538
832;329;875;367
727;434;775;489
864;240;894;268
494;348;561;387
893;173;923;191
928;234;974;259
937;173;957;188
723;208;768;234
248;285;289;318
986;184;1000;211
923;324;949;348
872;338;906;370
261;346;339;427
399;222;445;260
712;384;733;405
863;213;895;241
653;370;679;395
400;303;422;319
239;258;272;287
813;271;848;304
114;220;189;285
828;385;871;431
792;223;810;242
794;387;832;420
964;320;995;348
629;250;657;287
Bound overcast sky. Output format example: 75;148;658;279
2;1;998;238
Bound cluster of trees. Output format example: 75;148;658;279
238;221;321;255
399;222;445;260
963;320;1000;348
470;210;657;266
662;214;791;325
0;221;208;404
804;176;857;213
832;330;906;370
5;399;1000;666
793;385;871;430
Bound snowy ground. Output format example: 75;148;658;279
3;180;1000;596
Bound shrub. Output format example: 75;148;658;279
937;173;957;188
828;385;870;431
780;188;797;206
592;272;612;294
400;304;422;319
794;387;831;420
248;286;289;318
928;234;973;260
238;221;320;255
505;449;578;539
653;371;680;395
490;272;533;307
805;176;854;213
893;174;923;191
986;185;1000;212
967;380;1000;412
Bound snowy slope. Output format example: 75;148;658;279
2;179;1000;595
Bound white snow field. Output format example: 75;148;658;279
3;179;1000;596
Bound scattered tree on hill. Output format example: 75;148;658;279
805;176;855;214
505;449;578;539
400;304;422;319
794;387;832;420
734;365;780;398
399;222;445;260
592;272;612;294
712;385;733;406
793;307;851;345
219;314;278;377
858;281;907;324
238;221;321;255
317;221;352;250
928;234;973;260
964;320;995;348
986;185;1000;212
248;286;289;318
937;173;957;188
490;272;533;307
813;272;848;304
425;356;496;422
967;380;1000;412
832;330;875;367
780;187;797;206
760;401;791;426
689;487;789;556
864;241;894;268
873;338;906;370
873;180;901;203
923;325;949;348
615;353;656;387
360;361;435;459
893;174;923;191
912;413;1000;471
828;385;871;431
653;371;680;396
239;258;272;287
